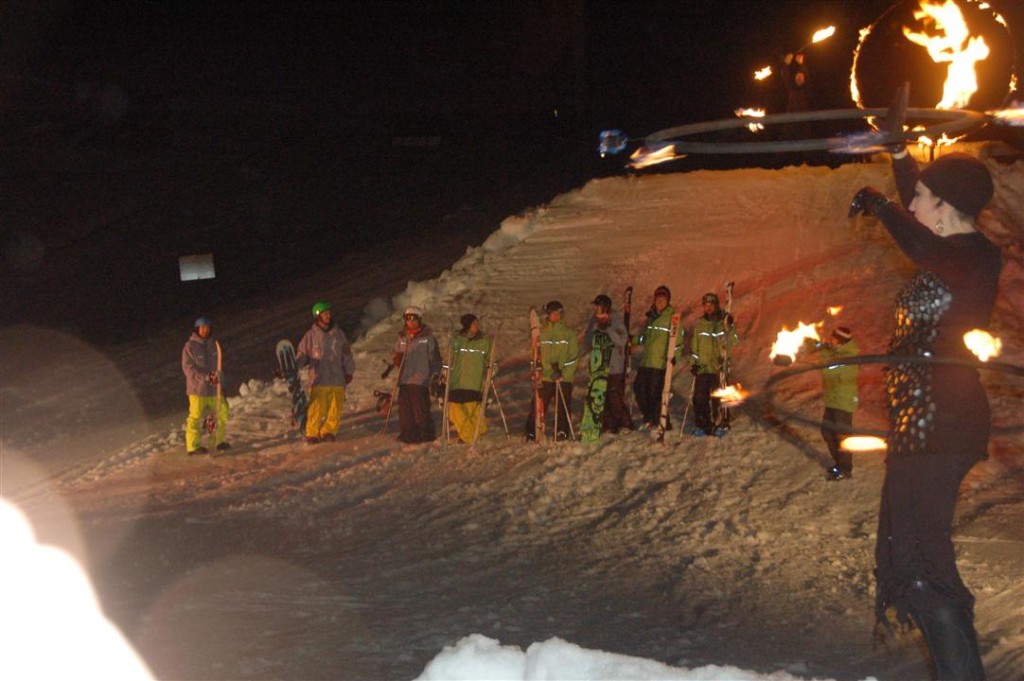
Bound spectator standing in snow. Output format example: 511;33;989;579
688;292;738;437
848;83;998;680
524;300;579;441
582;294;633;434
181;316;229;455
806;326;859;480
631;285;678;430
446;314;492;444
393;306;442;445
296;301;356;444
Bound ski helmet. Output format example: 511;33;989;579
312;301;331;318
654;285;671;300
701;292;719;306
404;306;423;319
592;294;612;310
544;300;564;314
194;316;212;328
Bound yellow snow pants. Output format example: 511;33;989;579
186;395;229;452
449;401;486;444
306;386;346;439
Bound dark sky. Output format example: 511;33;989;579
0;1;1020;341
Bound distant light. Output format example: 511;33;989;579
179;253;216;282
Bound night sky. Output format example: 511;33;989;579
1;1;1021;342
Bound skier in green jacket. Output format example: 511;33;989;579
525;300;579;441
807;326;860;480
447;314;493;444
632;285;682;430
688;292;739;436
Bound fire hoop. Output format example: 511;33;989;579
645;107;987;155
760;354;1024;437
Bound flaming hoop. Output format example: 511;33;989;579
761;353;1024;439
643;107;985;155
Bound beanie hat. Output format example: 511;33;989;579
460;313;478;332
832;326;852;342
592;294;612;310
919;153;993;217
404;306;423;318
544;300;564;314
194;316;211;328
702;292;719;306
654;285;671;300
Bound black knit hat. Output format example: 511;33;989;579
654;285;671;300
919;153;993;217
544;300;564;314
460;313;478;332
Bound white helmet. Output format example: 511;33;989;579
404;306;423;318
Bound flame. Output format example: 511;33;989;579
734;108;766;132
712;383;749;407
754;66;773;81
827;306;843;317
811;26;836;44
769;321;822;365
902;0;990;109
840;436;887;452
628;144;684;169
963;329;1002;361
988;103;1024;126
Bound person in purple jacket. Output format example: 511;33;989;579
296;301;356;444
849;87;998;680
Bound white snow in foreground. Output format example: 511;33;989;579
3;147;1023;680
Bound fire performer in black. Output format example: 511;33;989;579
848;92;998;680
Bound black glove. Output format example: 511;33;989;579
724;313;734;327
690;364;700;376
429;373;445;398
848;187;890;218
208;372;219;386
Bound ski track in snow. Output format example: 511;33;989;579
6;157;1024;680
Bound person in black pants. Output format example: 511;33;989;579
849;85;999;680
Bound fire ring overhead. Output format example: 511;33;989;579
645;107;987;155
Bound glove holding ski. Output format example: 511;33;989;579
208;372;220;386
848;187;890;218
429;373;445;398
690;363;700;376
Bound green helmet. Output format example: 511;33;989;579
312;301;331;318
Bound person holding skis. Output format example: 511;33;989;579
805;326;859;480
524;300;579;442
392;306;443;445
688;292;738;437
296;301;356;444
632;285;679;430
181;316;229;455
582;294;632;435
446;314;492;445
848;83;998;680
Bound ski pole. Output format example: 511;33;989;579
490;381;511;438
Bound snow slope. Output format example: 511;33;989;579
4;149;1023;680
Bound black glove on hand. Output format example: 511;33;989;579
690;364;700;376
848;187;889;218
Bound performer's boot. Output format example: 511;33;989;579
912;601;986;681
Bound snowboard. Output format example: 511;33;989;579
275;340;309;432
656;312;682;444
580;327;614;443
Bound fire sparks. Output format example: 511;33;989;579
734;108;766;132
963;329;1002;361
840;436;887;452
769;321;821;366
902;0;990;109
712;383;749;407
628;144;684;169
754;66;772;81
